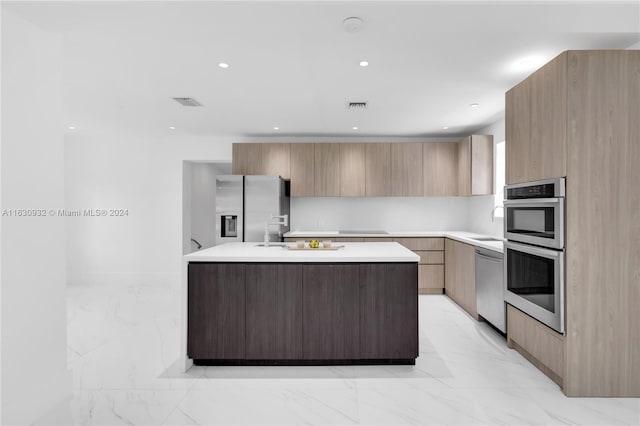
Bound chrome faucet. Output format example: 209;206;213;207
491;205;504;222
263;214;289;247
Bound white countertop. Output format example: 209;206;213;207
184;242;420;263
284;230;504;253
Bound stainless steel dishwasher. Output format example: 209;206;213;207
475;247;506;333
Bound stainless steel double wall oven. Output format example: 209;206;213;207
504;178;566;333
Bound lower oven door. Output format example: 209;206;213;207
504;241;564;333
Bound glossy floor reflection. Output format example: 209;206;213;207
35;283;640;425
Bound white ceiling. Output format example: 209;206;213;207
5;1;640;138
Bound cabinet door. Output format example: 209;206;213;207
391;143;423;196
303;264;359;359
365;143;391;196
419;264;444;293
457;137;471;196
314;143;340;196
232;143;263;175
262;143;291;179
360;263;418;359
471;135;494;195
423;142;458;196
444;239;477;318
187;263;246;359
245;264;302;360
340;143;366;196
506;79;531;184
290;144;314;197
530;52;567;181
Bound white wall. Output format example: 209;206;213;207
291;196;470;231
467;116;506;237
0;9;71;425
65;132;231;287
189;162;230;251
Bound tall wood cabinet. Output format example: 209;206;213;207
505;50;640;397
506;52;567;184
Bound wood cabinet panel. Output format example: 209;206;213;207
507;304;564;386
457;137;471;196
394;237;444;251
187;263;246;359
423;142;458;196
530;52;567;181
245;264;302;360
419;264;444;294
414;250;444;264
391;143;423;196
506;79;531;184
471;135;494;195
261;143;291;179
302;264;360;359
314;143;340;197
290;144;314;197
360;263;418;359
365;143;391;196
340;143;366;196
444;238;477;318
232;143;263;175
564;50;640;397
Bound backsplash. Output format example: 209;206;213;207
290;197;471;231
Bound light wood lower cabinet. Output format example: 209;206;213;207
444;238;477;319
507;304;565;387
418;264;444;294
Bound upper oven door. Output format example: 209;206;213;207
504;198;564;249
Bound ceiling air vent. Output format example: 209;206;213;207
172;97;203;107
347;101;367;109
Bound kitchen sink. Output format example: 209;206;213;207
472;237;503;242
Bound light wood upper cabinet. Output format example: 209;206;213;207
365;143;391;196
458;135;494;196
444;238;477;319
506;79;531;185
290;144;315;197
423;142;458;196
232;143;263;175
457;137;472;196
340;143;366;197
262;143;291;179
506;52;567;184
391;143;423;196
314;143;340;197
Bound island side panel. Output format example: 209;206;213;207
187;263;246;360
302;264;360;360
245;264;303;359
360;263;418;359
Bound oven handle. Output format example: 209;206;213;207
504;198;561;205
504;241;563;258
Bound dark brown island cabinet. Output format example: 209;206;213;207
187;262;418;365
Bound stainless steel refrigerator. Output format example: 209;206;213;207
215;175;290;245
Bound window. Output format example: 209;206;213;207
494;141;506;218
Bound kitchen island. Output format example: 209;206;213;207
179;242;419;371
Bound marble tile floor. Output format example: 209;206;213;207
35;283;639;425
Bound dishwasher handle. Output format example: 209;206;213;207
475;248;503;261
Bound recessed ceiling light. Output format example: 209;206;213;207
273;126;279;130
218;62;229;69
67;126;76;130
470;103;479;108
169;126;176;130
442;126;449;130
352;126;359;130
359;61;369;67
